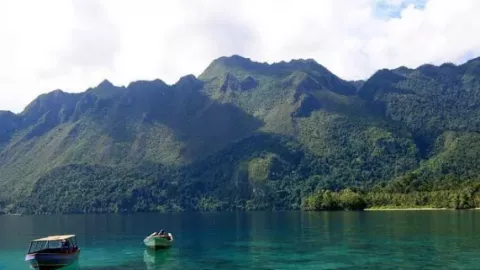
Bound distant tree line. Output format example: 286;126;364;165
302;177;480;211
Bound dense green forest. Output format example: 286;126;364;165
1;55;480;214
302;178;480;211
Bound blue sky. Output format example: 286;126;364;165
375;0;427;18
0;0;480;112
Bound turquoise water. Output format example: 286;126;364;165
1;211;480;269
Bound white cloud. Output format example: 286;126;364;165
0;0;480;112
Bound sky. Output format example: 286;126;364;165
1;0;480;113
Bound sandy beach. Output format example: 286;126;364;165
365;207;450;211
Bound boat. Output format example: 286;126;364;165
25;235;80;270
143;232;174;250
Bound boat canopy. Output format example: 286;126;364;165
32;235;76;242
28;235;78;254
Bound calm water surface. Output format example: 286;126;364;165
1;211;480;269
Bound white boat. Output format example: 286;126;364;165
143;233;173;249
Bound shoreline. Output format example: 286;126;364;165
364;207;450;211
4;208;480;215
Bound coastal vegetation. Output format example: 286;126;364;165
302;179;480;211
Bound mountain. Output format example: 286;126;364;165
1;55;480;213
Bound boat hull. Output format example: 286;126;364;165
143;233;173;250
25;251;80;270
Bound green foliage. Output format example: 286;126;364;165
359;59;480;139
302;180;480;211
247;155;275;182
302;189;366;211
1;55;480;213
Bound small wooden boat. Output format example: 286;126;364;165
25;235;80;270
143;232;174;249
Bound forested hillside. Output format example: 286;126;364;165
1;55;480;214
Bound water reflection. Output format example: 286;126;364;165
143;248;171;269
59;261;80;270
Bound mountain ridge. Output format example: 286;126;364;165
5;54;480;115
1;54;480;213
